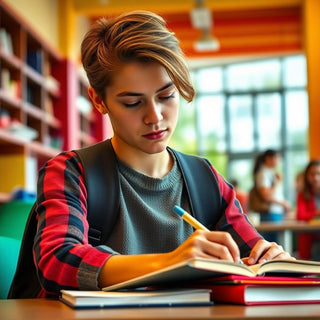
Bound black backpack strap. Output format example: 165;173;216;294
170;149;222;230
74;139;120;246
76;142;221;236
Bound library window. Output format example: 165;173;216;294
170;55;308;203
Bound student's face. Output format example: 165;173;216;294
104;62;180;155
306;165;320;191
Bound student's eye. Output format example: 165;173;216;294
159;92;175;101
123;101;141;108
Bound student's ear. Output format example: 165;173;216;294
88;87;108;114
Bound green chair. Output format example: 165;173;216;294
0;200;34;240
0;236;22;299
0;200;34;298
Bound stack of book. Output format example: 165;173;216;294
102;258;320;306
60;258;320;308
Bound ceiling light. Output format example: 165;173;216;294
190;1;220;52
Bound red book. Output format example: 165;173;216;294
196;276;320;305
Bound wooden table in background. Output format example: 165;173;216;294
255;220;320;254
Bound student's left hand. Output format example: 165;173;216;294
242;239;294;265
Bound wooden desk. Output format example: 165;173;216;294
1;299;320;320
255;220;320;254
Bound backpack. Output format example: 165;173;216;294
8;139;221;298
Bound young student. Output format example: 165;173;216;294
296;160;320;260
33;11;291;298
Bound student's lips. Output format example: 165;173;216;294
143;130;167;140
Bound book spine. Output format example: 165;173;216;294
209;285;246;305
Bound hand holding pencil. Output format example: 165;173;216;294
173;205;243;264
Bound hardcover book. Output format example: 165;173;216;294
60;288;213;308
193;275;320;305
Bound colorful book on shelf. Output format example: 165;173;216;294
60;288;213;309
103;258;320;291
26;50;43;73
201;276;320;305
0;28;13;55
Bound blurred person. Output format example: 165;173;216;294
296;160;320;260
250;149;291;241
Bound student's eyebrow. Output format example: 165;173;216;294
116;82;174;97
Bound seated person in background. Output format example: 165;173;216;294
31;11;292;298
296;160;320;260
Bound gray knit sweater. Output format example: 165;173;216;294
104;154;194;255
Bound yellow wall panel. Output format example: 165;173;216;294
4;0;59;49
0;155;26;193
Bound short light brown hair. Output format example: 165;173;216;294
81;10;195;102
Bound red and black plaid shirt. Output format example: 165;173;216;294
34;151;262;297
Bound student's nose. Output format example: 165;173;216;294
144;101;163;124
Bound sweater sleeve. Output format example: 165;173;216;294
34;151;112;296
208;165;263;257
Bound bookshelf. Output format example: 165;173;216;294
77;67;97;147
0;3;63;150
0;1;63;197
0;1;109;201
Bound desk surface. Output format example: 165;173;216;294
1;299;320;320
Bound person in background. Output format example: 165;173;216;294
229;179;248;213
251;149;291;241
29;11;291;298
296;160;320;260
252;149;291;222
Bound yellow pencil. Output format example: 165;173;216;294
173;205;209;231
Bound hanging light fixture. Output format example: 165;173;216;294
190;0;220;51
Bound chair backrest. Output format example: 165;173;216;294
0;200;34;298
0;236;22;298
0;200;34;240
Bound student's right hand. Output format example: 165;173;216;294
165;230;241;266
99;230;241;288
